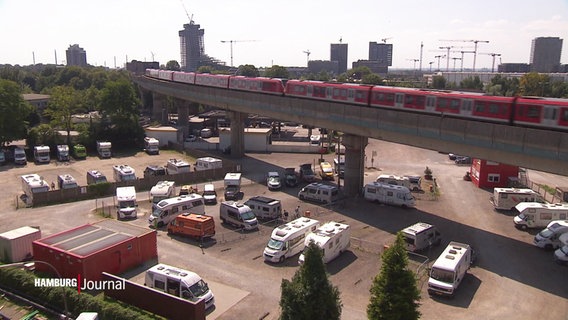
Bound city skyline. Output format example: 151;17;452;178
1;0;568;70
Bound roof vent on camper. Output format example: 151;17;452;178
179;272;188;277
449;249;458;254
157;265;165;270
445;255;456;260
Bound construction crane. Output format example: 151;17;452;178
434;55;445;71
479;53;502;72
303;50;311;66
179;0;194;24
439;39;489;71
380;37;393;43
439;46;452;71
220;40;258;67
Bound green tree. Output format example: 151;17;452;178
264;65;289;79
460;76;483;91
237;64;260;77
485;75;519;96
362;73;383;85
166;60;181;71
27;123;57;147
346;66;372;82
98;79;143;144
197;66;214;74
367;232;421;320
0;79;32;146
279;242;342;320
519;72;551;96
44;86;80;145
431;75;446;89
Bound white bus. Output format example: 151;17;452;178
491;187;545;211
263;217;321;263
148;194;205;227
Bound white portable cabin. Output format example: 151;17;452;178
533;220;568;250
363;182;415;208
428;241;472;297
144;263;215;310
149;194;205;227
33;145;50;164
113;165;136;182
244;196;282;220
195;157;223;171
514;202;568;229
166;158;191;174
0;226;41;263
298;182;339;204
116;186;137;220
298;221;350;264
491;187;544;210
401;222;442;252
150;181;176;207
96;141;112;158
264;217;321;263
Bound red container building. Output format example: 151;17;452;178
32;220;157;281
470;159;519;189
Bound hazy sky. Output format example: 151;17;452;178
1;0;568;70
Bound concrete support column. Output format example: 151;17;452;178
342;134;368;196
226;111;247;158
152;93;168;124
175;98;190;140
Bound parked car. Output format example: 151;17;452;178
267;171;282;190
448;153;458;160
284;168;298;187
455;156;472;165
185;135;197;142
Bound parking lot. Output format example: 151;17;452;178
1;138;568;320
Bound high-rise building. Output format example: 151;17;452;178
530;37;563;73
179;22;205;72
66;44;87;67
369;42;393;67
330;43;348;74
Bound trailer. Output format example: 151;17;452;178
363;182;415;208
263;217;320;263
401;222;442;252
113;165;136;182
116;186;137;220
224;173;242;200
21;174;49;205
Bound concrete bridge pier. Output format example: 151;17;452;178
152;92;168;124
226;111;247;158
342;134;368;197
175;98;190;141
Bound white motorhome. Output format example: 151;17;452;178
244;196;282;220
202;184;217;205
224;173;242;200
150;181;176;209
219;201;258;230
514;203;568;229
56;145;69;161
57;174;78;190
21;174;49;204
553;233;568;265
86;170;107;185
376;174;411;189
195;157;223;171
491;188;545;211
298;182;339;204
149;194;205;227
533;220;568;250
401;222;442;252
298;221;350;264
166;158;191;175
363;182;415;208
428;241;472;297
33;145;50;164
144;137;160;155
116;186;137;220
144;263;215;309
263;217;321;263
96;141;112;158
113;165;136;182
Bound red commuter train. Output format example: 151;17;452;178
145;69;568;131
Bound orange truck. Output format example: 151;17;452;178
167;213;215;240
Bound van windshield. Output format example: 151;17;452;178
119;200;136;208
188;280;209;297
241;211;256;220
267;238;285;250
430;268;455;283
152;209;163;217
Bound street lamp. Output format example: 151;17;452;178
0;261;70;319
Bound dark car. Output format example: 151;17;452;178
455;156;472;165
299;164;316;182
284;168;298;187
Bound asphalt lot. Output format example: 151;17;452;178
1;136;568;320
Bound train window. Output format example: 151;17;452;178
314;86;325;96
356;91;365;99
348;90;354;98
416;96;425;107
526;106;540;118
489;104;500;114
475;101;485;113
438;98;448;109
450;99;460;110
405;95;414;106
307;85;313;95
341;89;348;98
544;107;557;120
395;94;404;104
562;109;568;121
426;96;436;108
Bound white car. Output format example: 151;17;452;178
267;171;282;190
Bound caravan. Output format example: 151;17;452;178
244;196;282;220
263;217;321;263
149;194;205;227
363;182;415;208
428;242;473;297
491;188;545;211
195;157;223;171
57;174;78;190
298;221;350;264
514;203;568;229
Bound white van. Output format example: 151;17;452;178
263;217;321;263
244;196;282;220
428;241;472;297
149;194;205;227
116;186;137;220
491;187;545;211
195;157;222;171
220;201;258;230
144;263;215;310
298;182;339;204
202;184;217;205
514;202;568;229
533;220;568;250
363;182;415;208
298;221;350;264
401;222;442;252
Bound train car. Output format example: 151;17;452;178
146;69;160;78
172;71;196;84
228;76;285;95
195;73;230;88
158;70;174;81
514;96;568;130
285;80;371;105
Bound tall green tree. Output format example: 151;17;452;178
460;76;483;91
362;73;383;85
264;65;289;79
0;79;32;146
166;60;181;71
367;232;421;320
44;86;80;145
279;242;342;320
237;64;259;77
431;75;446;89
346;66;372;82
519;72;551;96
98;79;143;144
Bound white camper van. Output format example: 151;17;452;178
376;174;411;189
195;157;222;171
553;233;568;265
533;220;568;250
401;222;442;252
298;221;350;264
202;184;217;205
428;241;472;297
298;182;339;204
116;186;137;220
491;188;545;211
244;196;282;220
57;174;78;190
144;263;215;309
33;145;50;164
113;165;136;182
363;182;415;208
150;181;176;209
21;174;49;205
264;217;321;263
219;201;258;230
514;203;568;229
166;159;191;174
144;137;159;155
149;194;205;227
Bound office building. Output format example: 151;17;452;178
530;37;563;73
66;44;87;67
330;43;348;74
369;42;393;67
